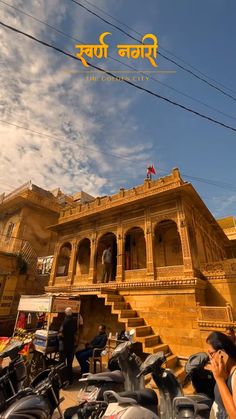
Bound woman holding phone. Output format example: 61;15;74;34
207;331;236;418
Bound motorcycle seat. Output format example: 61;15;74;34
119;389;158;407
188;394;213;410
81;370;125;383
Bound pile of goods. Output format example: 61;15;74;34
13;328;34;344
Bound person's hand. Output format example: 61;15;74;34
210;355;228;382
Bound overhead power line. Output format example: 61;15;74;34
2;118;236;194
1;0;236;122
80;0;236;95
0;119;146;163
70;0;236;103
1;21;236;133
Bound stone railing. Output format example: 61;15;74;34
200;259;236;278
155;265;184;278
124;268;147;281
59;169;184;224
197;302;235;329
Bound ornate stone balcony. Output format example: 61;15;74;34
197;302;235;329
200;259;236;279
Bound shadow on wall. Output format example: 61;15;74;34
206;279;236;319
79;295;124;344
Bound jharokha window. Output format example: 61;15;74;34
5;222;14;238
56;243;72;277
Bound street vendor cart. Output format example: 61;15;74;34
12;294;81;378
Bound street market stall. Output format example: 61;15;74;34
12;294;81;377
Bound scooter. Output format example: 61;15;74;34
71;352;163;419
173;352;214;419
96;351;214;419
100;352;165;419
63;340;144;419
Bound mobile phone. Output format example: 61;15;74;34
218;350;229;365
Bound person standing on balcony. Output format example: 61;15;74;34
102;245;112;283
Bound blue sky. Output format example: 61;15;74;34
0;0;236;218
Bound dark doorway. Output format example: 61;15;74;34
96;233;117;282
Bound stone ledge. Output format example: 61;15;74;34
198;321;236;330
46;278;206;294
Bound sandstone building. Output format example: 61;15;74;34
0;182;65;332
46;168;236;370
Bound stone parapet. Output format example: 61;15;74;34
58;169;184;224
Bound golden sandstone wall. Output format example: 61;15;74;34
206;278;236;318
47;171;236;357
120;289;204;356
17;206;58;257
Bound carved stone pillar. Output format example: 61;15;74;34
116;229;124;282
145;209;154;280
67;240;77;284
177;203;195;277
49;243;60;286
89;234;97;283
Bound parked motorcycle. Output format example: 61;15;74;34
83;351;214;419
63;340;144;419
0;340;68;418
0;340;28;412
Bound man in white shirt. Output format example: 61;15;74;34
102;245;112;283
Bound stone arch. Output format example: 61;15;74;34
154;220;183;267
76;238;91;275
56;242;72;276
124;227;146;270
96;232;117;282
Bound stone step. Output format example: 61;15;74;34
127;317;145;327
106;294;124;302
166;354;178;369
120;310;137;319
135;325;153;337
113;302;130;310
142;335;160;348
102;288;118;294
148;343;169;354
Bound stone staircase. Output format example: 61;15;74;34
98;289;185;383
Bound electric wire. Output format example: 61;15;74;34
70;0;236;103
1;20;236;133
1;118;236;195
82;0;236;96
1;0;236;122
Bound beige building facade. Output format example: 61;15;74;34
0;182;65;332
43;169;236;366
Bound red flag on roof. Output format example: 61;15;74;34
147;164;156;176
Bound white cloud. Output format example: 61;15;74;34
0;0;153;197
